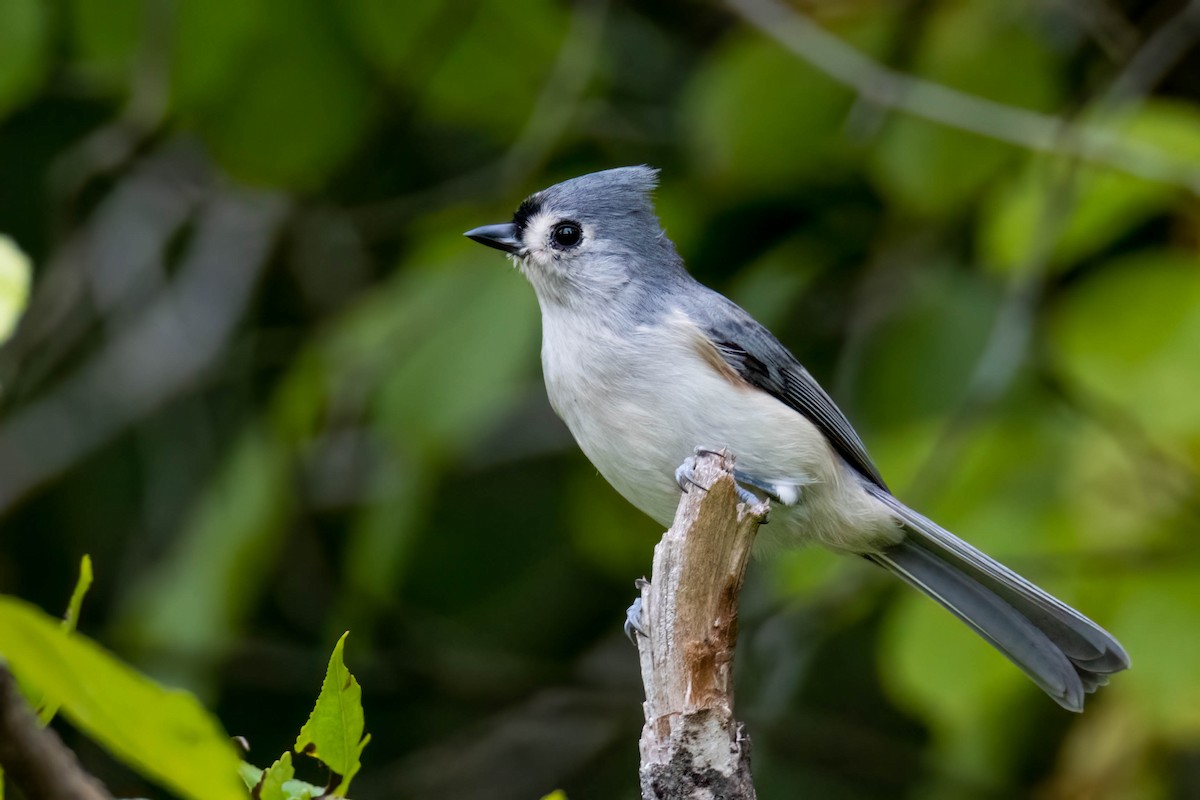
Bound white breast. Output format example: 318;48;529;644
539;306;898;552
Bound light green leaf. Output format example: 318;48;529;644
981;102;1200;273
263;752;323;800
37;554;94;724
881;589;1028;784
295;632;369;796
281;777;323;799
1049;250;1200;446
540;792;568;800
238;761;264;790
62;554;93;634
241;754;322;800
0;0;49;119
869;1;1059;214
684;31;859;188
0;235;31;345
1112;570;1200;736
878;402;1113;783
258;752;295;800
0;597;245;800
366;253;540;455
282;778;322;799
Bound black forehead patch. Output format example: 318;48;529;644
512;196;542;234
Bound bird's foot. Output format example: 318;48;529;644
624;577;650;644
676;448;763;508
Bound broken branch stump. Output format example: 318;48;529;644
635;450;769;800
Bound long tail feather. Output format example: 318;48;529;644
863;484;1130;711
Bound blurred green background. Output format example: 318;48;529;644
1;0;1199;797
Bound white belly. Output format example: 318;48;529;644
539;308;899;552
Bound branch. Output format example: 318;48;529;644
0;667;113;800
635;451;769;800
727;0;1200;195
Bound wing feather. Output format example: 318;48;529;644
688;295;888;490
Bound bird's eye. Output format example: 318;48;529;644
550;222;582;249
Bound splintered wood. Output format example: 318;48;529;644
635;450;768;800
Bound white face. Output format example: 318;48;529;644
517;210;592;273
513;208;624;307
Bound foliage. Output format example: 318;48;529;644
1;1;1199;798
0;236;29;346
0;592;245;800
0;568;367;800
239;633;370;799
36;554;92;725
292;633;370;796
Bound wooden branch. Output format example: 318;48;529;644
635;451;770;800
0;667;113;800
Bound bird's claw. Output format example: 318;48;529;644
674;457;708;494
675;447;733;494
624;578;650;644
676;449;766;509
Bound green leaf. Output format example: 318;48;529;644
295;632;369;796
684;32;858;188
65;0;142;90
257;752;295;800
238;761;264;790
415;0;567;140
241;754;322;800
337;0;443;81
1048;249;1200;446
869;0;1059;214
281;778;323;799
263;752;323;800
540;792;568;800
981;102;1200;273
37;554;94;724
0;235;31;345
365;251;540;455
877;395;1139;782
172;0;373;188
1111;569;1200;736
62;554;93;634
0;0;49;119
881;588;1028;784
0;597;245;800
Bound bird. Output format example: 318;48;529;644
464;165;1129;711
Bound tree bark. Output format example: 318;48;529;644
635;450;769;800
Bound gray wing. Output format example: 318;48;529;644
690;295;888;490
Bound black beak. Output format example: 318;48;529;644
464;223;521;254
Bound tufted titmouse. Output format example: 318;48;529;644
465;166;1128;711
